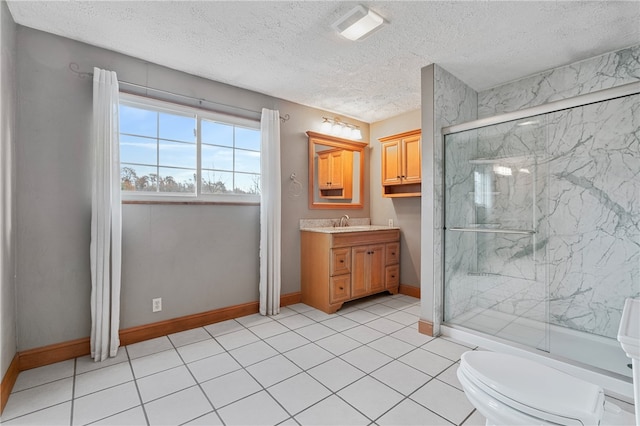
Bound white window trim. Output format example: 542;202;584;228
119;93;261;204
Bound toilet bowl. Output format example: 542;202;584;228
457;298;639;426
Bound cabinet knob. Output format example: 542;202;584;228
340;260;344;263
339;287;344;290
396;175;401;179
391;275;396;278
391;252;396;255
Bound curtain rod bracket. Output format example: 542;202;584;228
280;114;290;123
69;62;93;79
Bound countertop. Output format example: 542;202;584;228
301;225;399;234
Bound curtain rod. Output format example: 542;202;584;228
69;63;290;123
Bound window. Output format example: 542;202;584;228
119;94;261;201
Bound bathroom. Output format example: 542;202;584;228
2;1;640;424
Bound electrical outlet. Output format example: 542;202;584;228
152;298;162;312
388;219;394;227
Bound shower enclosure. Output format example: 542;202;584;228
442;83;640;380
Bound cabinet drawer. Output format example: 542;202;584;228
330;275;351;303
331;248;351;276
385;265;400;288
385;242;399;265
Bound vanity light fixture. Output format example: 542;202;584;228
320;117;363;140
332;5;387;41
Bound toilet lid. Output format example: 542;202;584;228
461;351;605;425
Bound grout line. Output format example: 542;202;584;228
125;346;151;426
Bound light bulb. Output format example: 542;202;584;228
352;128;362;140
331;123;342;136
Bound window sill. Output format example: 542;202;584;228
121;193;260;206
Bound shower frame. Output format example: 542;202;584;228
439;80;640;399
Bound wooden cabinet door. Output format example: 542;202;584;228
385;265;400;289
330;275;351;303
385;242;400;265
317;152;331;190
381;140;401;186
329;150;344;189
331;248;351;276
351;246;369;297
402;135;421;183
368;245;385;293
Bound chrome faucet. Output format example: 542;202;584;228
339;214;350;227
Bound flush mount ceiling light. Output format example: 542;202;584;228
332;5;387;41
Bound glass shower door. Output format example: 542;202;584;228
443;115;550;351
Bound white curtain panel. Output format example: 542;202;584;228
90;67;122;361
259;108;282;315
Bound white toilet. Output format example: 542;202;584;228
457;298;640;426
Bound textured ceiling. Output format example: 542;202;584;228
7;1;640;123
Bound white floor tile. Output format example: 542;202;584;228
90;405;147;426
367;336;414;359
137;365;196;403
462;409;486;425
337;376;403;420
385;310;419;326
1;378;73;421
230;340;278;366
203;319;244;337
183;411;224;425
365;318;405;334
401;305;421;316
376;398;453;425
391;326;435;347
307;358;365;392
73;381;140;425
264;331;310;353
287;303;314;313
315;333;361;356
2;401;71;426
75;350;129;375
398;348;455;377
267;373;331;415
381;298;415;310
200;369;262;409
177;339;225;364
294;323;336;341
294;394;370;425
126;336;173;359
235;313;273;328
217;391;289;426
341;309;379;324
423;338;472;361
270;306;298;319
321;316;359;332
130;349;183;378
437;363;463;390
188;352;241;383
168;327;211;347
342;325;385;344
215;328;260;351
12;360;74;393
246;355;302;388
284;343;334;370
410;379;475;425
277;313;316;330
371;360;431;396
249;321;290;339
74;362;134;397
341;345;393;374
363;303;398;316
301;309;334;322
144;386;212;426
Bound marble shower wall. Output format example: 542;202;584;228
479;45;640;118
446;44;640;339
545;94;640;338
431;65;478;334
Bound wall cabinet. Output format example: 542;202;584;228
379;129;421;197
301;229;400;313
317;148;353;199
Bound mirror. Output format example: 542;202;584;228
307;131;367;209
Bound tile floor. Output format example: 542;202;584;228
1;294;498;424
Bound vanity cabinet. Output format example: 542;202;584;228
301;229;400;313
379;129;421;197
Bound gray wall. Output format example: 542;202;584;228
1;0;17;379
15;26;370;351
370;110;421;288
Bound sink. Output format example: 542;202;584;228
302;225;397;233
